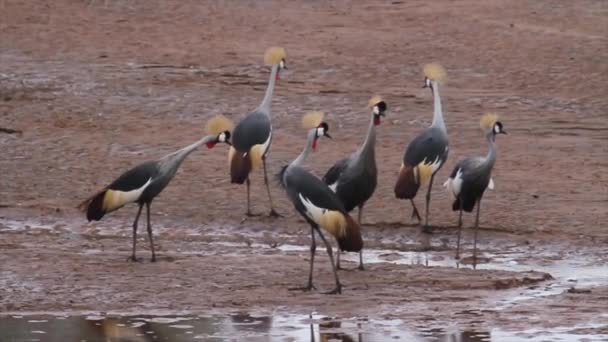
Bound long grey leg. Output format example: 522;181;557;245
424;174;436;228
455;196;464;259
357;205;364;271
307;224;316;290
146;202;156;262
473;198;482;269
262;157;281;217
410;199;422;222
128;204;144;262
315;228;342;295
336;245;342;270
246;177;252;216
289;223;317;292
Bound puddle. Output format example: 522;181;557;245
1;313;606;342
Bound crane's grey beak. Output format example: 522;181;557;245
225;141;233;146
324;133;332;139
500;130;507;135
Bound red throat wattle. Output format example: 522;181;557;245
312;137;318;151
206;142;217;149
276;72;281;81
374;115;381;126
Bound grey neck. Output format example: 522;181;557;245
256;64;279;115
358;113;377;157
430;81;446;133
291;129;316;168
160;134;216;173
484;130;497;167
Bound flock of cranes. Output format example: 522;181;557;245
79;47;506;294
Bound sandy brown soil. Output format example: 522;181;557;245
1;0;608;337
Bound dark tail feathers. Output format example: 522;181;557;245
452;195;477;213
337;214;363;252
394;165;419;199
230;151;252;184
77;189;107;221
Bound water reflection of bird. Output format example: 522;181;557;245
444;113;507;265
309;319;362;342
229;313;272;333
278;112;363;294
395;64;449;229
100;318;149;342
323;95;387;270
229;47;287;218
78;116;233;261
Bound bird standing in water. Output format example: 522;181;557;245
78;116;233;262
229;47;287;218
395;63;449;229
444;113;506;266
279;111;363;294
323;95;387;270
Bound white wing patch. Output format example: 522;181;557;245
328;182;338;192
427;156;443;174
261;130;272;156
103;179;152;211
488;178;495;190
298;193;324;225
443;168;463;198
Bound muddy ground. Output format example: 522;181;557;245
1;0;607;339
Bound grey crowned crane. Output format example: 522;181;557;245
323;95;387;270
395;63;449;229
78;116;233;262
278;111;363;294
444;113;506;265
229;47;287;218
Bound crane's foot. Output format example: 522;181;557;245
357;264;365;271
268;209;282;218
150;256;156;263
322;285;342;295
126;255;141;262
240;212;262;224
288;284;317;292
421;224;433;234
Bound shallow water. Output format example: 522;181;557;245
2;313;607;342
2;218;607;341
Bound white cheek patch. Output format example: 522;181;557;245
373;106;380;115
494;125;500;134
316;127;324;137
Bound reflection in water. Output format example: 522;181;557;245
313;319;360;342
0;313;605;341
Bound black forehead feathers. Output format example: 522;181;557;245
318;122;329;131
494;121;503;130
222;130;231;140
376;101;387;112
